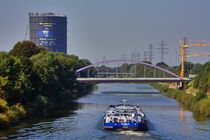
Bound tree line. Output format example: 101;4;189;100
0;41;92;128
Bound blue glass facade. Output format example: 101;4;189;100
29;13;67;53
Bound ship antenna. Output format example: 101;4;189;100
121;100;127;107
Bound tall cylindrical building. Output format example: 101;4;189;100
29;13;67;53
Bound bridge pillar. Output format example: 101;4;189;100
106;67;108;78
180;82;187;90
144;65;146;77
134;62;137;78
87;69;90;78
153;68;156;78
176;82;187;90
115;67;117;78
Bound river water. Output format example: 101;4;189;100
0;83;210;140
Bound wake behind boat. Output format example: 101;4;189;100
103;100;148;131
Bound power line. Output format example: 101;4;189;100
157;41;169;63
122;53;126;61
131;50;141;61
148;43;154;64
103;56;106;62
131;52;135;61
144;51;148;62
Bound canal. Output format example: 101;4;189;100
0;83;210;140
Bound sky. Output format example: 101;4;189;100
0;0;210;65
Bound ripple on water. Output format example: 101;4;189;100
1;83;210;140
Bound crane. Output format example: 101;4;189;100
186;53;210;58
180;38;210;78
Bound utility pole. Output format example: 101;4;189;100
131;52;135;61
144;51;148;62
157;41;168;63
136;51;140;61
131;50;140;61
122;53;126;61
103;56;106;62
148;43;154;64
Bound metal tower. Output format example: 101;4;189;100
148;43;154;64
157;41;168;63
144;51;148;62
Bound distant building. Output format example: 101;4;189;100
29;13;67;53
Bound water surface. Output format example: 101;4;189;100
0;83;210;140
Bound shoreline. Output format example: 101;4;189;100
0;84;94;130
152;83;210;119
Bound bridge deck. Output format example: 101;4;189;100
76;78;191;83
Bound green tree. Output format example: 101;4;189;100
177;61;194;77
10;41;46;58
194;62;210;92
0;52;24;104
30;52;79;96
191;63;203;75
77;59;92;77
156;62;169;69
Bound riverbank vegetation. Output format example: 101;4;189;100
153;83;210;117
0;41;92;128
152;60;210;118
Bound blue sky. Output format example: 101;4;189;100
0;0;210;65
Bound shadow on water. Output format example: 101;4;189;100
0;102;79;139
192;112;209;122
101;91;161;94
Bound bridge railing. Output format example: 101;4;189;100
76;59;181;79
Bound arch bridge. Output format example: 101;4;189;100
76;59;191;83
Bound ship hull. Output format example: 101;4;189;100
103;121;148;131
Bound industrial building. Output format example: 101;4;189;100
29;13;67;53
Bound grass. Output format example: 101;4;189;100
153;83;210;117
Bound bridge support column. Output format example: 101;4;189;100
135;61;137;78
144;65;146;77
96;65;99;78
87;69;90;78
177;82;187;90
180;82;187;90
163;72;165;78
153;68;156;78
115;67;117;78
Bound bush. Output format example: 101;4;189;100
10;103;27;118
183;94;193;108
194;91;206;102
0;103;27;125
153;83;169;92
34;95;49;112
192;99;210;116
5;109;19;122
0;99;8;112
0;113;9;128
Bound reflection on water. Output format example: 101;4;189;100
0;83;210;140
193;112;209;122
179;107;186;122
